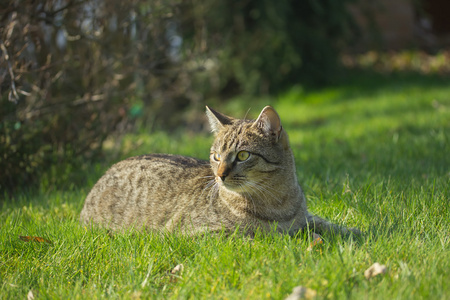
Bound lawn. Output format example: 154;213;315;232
1;71;449;299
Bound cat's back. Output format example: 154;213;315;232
80;154;213;230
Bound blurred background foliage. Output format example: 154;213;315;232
1;0;449;192
1;0;358;191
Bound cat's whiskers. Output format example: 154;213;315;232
246;179;282;205
208;181;220;204
223;176;273;214
258;181;282;202
245;181;271;204
238;181;257;215
201;177;219;204
198;175;216;180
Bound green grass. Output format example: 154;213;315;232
1;71;449;299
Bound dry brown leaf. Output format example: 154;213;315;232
307;233;323;251
285;286;317;300
171;264;184;274
364;262;387;279
169;264;184;283
19;236;52;244
27;290;35;300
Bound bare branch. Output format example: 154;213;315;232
0;39;19;103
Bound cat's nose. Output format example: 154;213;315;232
218;171;229;181
217;164;231;182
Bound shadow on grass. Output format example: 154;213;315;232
297;124;449;185
322;69;450;102
284;70;449;185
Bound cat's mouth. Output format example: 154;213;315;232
217;176;248;193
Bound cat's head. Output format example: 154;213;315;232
206;106;294;193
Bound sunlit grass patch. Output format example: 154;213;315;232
1;71;449;299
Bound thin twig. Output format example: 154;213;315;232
0;39;19;103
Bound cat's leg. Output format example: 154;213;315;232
306;213;361;237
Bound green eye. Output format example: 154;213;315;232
237;151;250;161
213;153;221;161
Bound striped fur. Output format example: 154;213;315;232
80;106;359;236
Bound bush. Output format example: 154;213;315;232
0;0;358;191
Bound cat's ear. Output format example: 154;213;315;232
206;106;234;133
253;106;282;140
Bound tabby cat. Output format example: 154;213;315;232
80;106;358;236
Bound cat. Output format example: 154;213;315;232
80;106;359;237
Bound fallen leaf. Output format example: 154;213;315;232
171;264;184;274
169;264;184;283
285;286;317;300
307;233;323;251
364;262;387;279
27;290;34;300
19;236;52;244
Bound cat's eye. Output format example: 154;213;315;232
236;151;250;161
213;153;221;161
